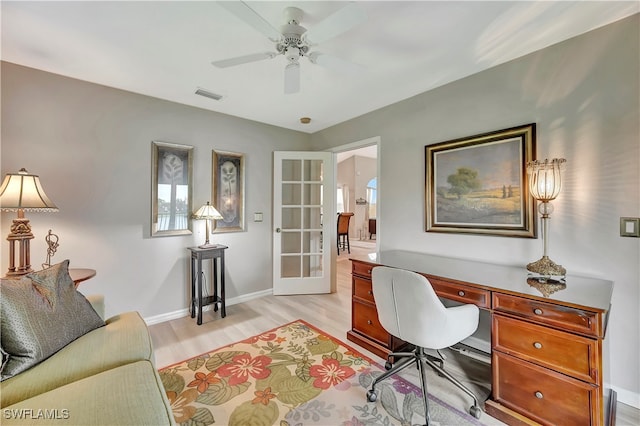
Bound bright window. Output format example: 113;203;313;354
337;186;345;213
366;178;377;218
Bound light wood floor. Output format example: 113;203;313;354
148;242;639;425
149;244;374;369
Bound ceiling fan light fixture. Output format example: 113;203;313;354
285;47;301;62
216;2;367;94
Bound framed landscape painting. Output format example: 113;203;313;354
425;124;537;238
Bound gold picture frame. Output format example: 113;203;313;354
151;141;193;237
212;150;245;233
425;124;537;238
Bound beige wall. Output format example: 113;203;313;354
1;62;309;320
312;15;640;405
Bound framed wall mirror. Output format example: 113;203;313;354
151;141;194;237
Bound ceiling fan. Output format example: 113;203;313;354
212;1;367;94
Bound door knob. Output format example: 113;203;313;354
276;228;281;233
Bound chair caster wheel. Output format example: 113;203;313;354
469;405;481;419
384;361;393;370
366;389;377;402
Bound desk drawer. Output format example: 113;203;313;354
493;314;597;383
352;261;375;279
493;352;597;426
352;300;388;345
353;276;375;303
493;292;599;337
429;278;490;309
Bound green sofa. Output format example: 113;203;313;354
1;295;175;425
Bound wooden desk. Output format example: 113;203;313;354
348;250;614;426
188;245;228;325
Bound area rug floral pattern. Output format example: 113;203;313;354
159;319;485;426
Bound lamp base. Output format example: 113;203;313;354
6;216;35;277
526;256;566;278
198;243;220;249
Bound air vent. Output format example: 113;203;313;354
195;88;223;101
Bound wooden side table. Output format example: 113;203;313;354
69;268;96;287
188;245;228;325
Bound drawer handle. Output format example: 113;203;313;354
533;342;543;349
368;290;373;295
367;269;372;274
367;320;372;325
535;391;544;399
533;308;543;315
458;290;465;297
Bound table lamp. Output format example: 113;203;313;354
526;158;566;281
193;201;223;248
0;168;59;276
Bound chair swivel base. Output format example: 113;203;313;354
366;347;481;425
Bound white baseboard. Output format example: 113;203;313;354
461;335;492;354
610;385;640;410
143;288;273;325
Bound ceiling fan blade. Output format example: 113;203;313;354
284;62;300;94
219;1;282;42
302;3;367;45
308;52;363;75
212;52;276;68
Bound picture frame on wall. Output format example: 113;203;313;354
425;123;537;238
151;141;193;237
212;150;245;233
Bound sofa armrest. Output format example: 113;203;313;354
86;294;105;320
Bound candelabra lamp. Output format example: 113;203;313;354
193;201;223;248
526;158;566;281
0;168;58;276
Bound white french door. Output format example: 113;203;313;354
273;151;334;295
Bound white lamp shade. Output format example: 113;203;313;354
0;168;58;211
193;201;223;220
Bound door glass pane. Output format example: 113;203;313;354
303;231;323;253
303;207;322;229
282;232;301;254
282;207;301;229
282;160;302;181
281;256;300;278
282;183;301;205
302;255;323;277
304;159;323;181
303;183;322;205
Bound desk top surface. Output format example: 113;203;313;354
350;250;613;312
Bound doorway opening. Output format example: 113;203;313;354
333;137;379;255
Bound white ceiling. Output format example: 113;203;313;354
2;1;637;134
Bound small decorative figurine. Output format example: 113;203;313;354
42;229;59;269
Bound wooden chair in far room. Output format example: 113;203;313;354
337;212;354;254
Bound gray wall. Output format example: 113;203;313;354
1;62;309;320
312;15;639;405
1;14;637;405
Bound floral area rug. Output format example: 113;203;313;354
159;320;487;426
